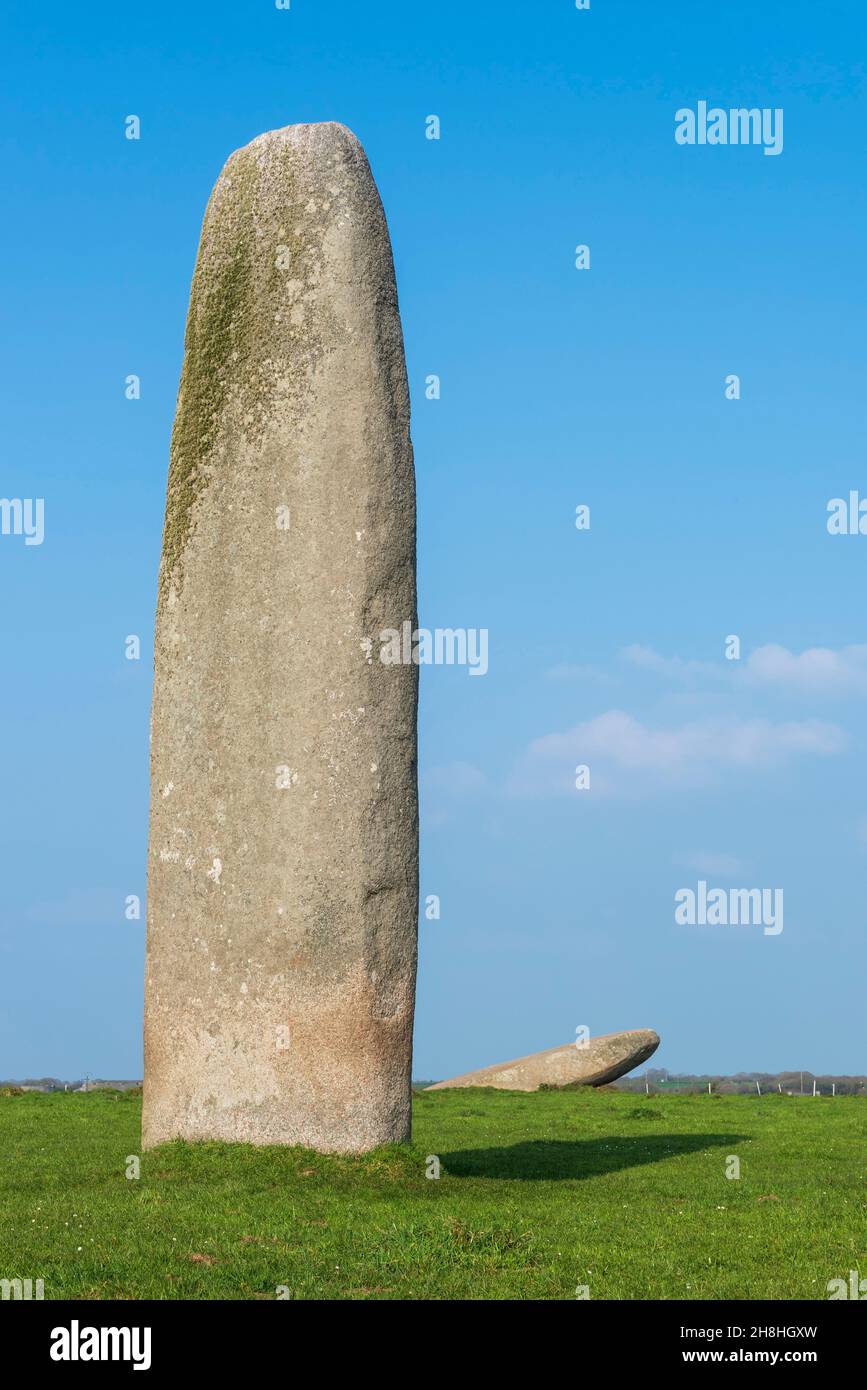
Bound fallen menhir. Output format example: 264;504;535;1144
426;1030;660;1092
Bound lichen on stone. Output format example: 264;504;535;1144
159;150;259;609
157;128;381;612
158;139;328;610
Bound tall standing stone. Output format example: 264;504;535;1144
143;123;418;1153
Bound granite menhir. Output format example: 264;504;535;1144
143;123;418;1153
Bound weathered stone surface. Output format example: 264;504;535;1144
143;123;418;1153
426;1030;660;1092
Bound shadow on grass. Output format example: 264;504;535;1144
441;1133;747;1181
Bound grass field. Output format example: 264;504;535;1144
2;1087;864;1299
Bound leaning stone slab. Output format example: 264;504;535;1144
143;123;418;1153
426;1029;660;1092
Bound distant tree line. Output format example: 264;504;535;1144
617;1068;867;1097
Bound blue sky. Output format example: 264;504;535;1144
1;0;866;1081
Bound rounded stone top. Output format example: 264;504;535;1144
159;119;400;610
223;121;366;172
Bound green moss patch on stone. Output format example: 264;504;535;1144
159;151;259;608
157;131;357;610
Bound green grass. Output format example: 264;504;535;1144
2;1087;864;1299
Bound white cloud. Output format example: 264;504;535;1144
508;709;845;796
620;645;721;680
620;640;867;698
746;643;867;695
